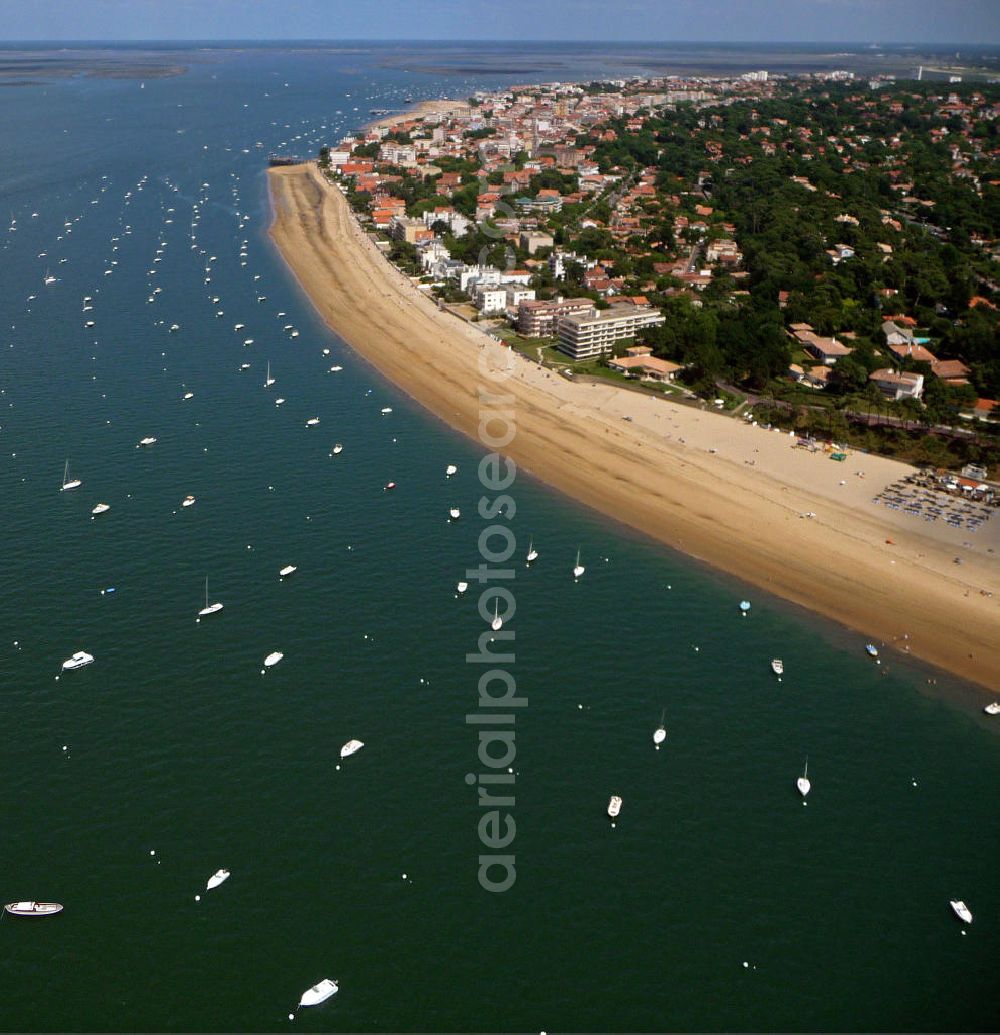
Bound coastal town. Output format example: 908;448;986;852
318;70;1000;477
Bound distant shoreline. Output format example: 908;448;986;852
267;158;1000;692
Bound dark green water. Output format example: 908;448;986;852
0;45;998;1033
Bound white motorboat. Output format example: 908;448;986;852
169;323;179;333
491;600;503;632
456;581;468;594
446;464;458;477
43;271;57;286
865;643;879;657
329;364;343;372
573;549;585;579
607;795;622;820
380;407;392;415
275;398;285;406
340;739;364;759
264;361;275;388
797;758;811;797
739;599;751;616
264;651;284;668
91;503;111;516
4;901;63;917
62;651;94;671
653;709;666;748
384;481;396;491
279;565;297;578
526;539;538;563
771;659;784;676
182;495;196;507
198;578;223;618
243;338;254;346
306;417;320;427
206;869;230;891
331;443;343;455
984;702;1000;715
239;363;251;371
298;978;339;1008
950;899;973;924
449;507;461;520
183;392;194;400
137;436;157;448
61;460;82;491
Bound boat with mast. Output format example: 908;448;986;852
197;578;223;619
61;460;82;491
572;549;585;579
796;757;811;797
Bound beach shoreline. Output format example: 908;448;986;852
267;160;1000;691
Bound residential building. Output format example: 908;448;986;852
557;304;665;361
517;297;594;336
868;368;924;401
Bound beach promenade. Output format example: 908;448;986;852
268;161;1000;691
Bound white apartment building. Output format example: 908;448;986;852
557;304;665;361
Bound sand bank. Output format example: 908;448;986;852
268;162;1000;691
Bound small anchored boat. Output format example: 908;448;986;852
573;549;585;580
340;739;364;759
526;538;538;564
4;901;63;917
950;899;973;924
197;578;223;618
607;795;622;820
797;758;811;797
771;659;784;677
331;443;343;455
137;436;157;448
279;565;297;578
865;644;879;657
62;651;94;671
91;503;111;516
446;464;457;477
456;581;468;594
984;702;1000;715
449;507;460;520
305;417;320;427
653;709;666;748
491;600;502;632
61;460;82;491
739;599;751;616
206;869;230;891
298;978;339;1008
181;495;196;507
263;651;284;669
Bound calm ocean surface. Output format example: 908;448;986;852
0;44;997;1033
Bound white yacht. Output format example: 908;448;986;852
771;659;784;676
526;539;538;564
340;739;364;759
984;702;1000;715
796;758;811;797
62;651;94;671
206;869;230;891
950;900;973;924
491;600;503;632
197;578;223;618
263;651;284;668
298;979;339;1008
653;710;666;748
306;417;320;427
446;464;458;477
456;581;468;594
331;443;343;455
137;436;157;448
264;361;275;388
380;407;392;415
449;507;461;520
572;549;585;580
181;495;196;508
279;565;297;578
91;503;110;517
607;795;622;820
5;901;63;916
61;460;82;491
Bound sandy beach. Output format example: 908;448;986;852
268;162;1000;691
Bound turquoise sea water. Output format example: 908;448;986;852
0;45;998;1033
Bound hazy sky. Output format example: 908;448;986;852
0;0;998;45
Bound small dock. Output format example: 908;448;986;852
267;154;300;167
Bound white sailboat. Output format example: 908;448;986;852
206;869;230;891
526;539;538;563
298;978;339;1008
264;361;275;388
340;739;364;759
572;549;585;580
197;578;223;618
796;758;811;797
950;899;973;924
61;460;82;491
653;710;666;748
306;417;320;427
491;600;503;632
91;503;111;517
